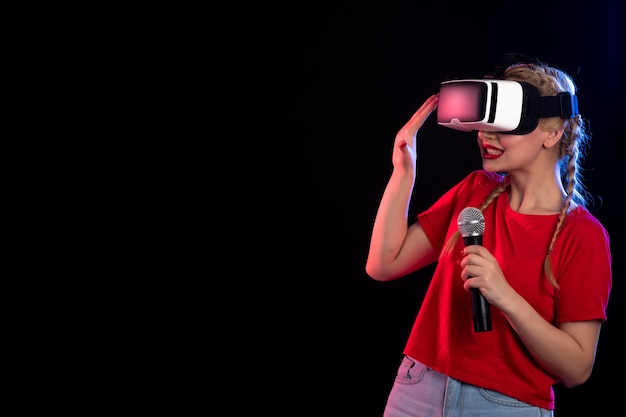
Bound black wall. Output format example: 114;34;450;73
123;2;624;415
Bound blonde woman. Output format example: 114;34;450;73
366;57;612;416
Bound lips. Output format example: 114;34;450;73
482;144;503;159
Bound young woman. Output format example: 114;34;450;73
365;60;612;416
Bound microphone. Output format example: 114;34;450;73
457;207;492;332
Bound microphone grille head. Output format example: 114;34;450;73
457;207;485;237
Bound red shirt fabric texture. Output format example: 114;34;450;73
405;170;612;410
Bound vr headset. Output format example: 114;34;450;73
436;61;579;135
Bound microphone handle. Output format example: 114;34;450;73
462;235;492;332
470;288;492;332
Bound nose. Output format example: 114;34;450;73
477;130;497;141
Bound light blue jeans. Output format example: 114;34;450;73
383;356;553;417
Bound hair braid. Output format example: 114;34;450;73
544;114;587;288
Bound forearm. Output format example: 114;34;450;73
501;293;599;387
366;168;415;280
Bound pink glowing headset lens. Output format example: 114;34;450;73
437;81;488;125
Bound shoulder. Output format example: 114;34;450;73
558;207;611;260
564;207;610;239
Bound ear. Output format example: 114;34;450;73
543;127;565;149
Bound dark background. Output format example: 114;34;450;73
123;1;623;415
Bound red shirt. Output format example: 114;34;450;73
405;170;612;410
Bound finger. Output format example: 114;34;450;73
460;253;481;268
408;94;439;124
462;245;480;255
462;265;479;281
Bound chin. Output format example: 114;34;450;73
482;164;502;173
